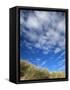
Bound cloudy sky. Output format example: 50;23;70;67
20;10;66;72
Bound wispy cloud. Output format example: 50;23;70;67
20;11;65;54
55;52;65;61
41;60;47;67
54;47;61;54
20;10;65;71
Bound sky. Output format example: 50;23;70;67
20;10;66;72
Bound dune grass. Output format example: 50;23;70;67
20;60;65;80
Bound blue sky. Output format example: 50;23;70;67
20;10;65;72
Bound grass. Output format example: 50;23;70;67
20;60;65;80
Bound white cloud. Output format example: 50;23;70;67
26;14;41;29
57;65;65;71
38;36;47;46
20;11;65;55
57;19;65;33
55;52;65;61
47;29;60;41
45;29;60;46
54;47;61;54
24;30;38;42
58;37;65;49
20;15;25;25
23;40;33;49
41;60;47;66
35;43;41;48
34;11;50;24
57;59;65;66
20;12;26;26
36;58;40;61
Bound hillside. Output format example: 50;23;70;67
20;60;65;80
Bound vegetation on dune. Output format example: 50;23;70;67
20;60;65;80
49;72;65;79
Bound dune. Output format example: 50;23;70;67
20;60;65;80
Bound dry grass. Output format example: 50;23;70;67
20;60;65;80
49;72;65;79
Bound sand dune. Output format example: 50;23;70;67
20;60;65;80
